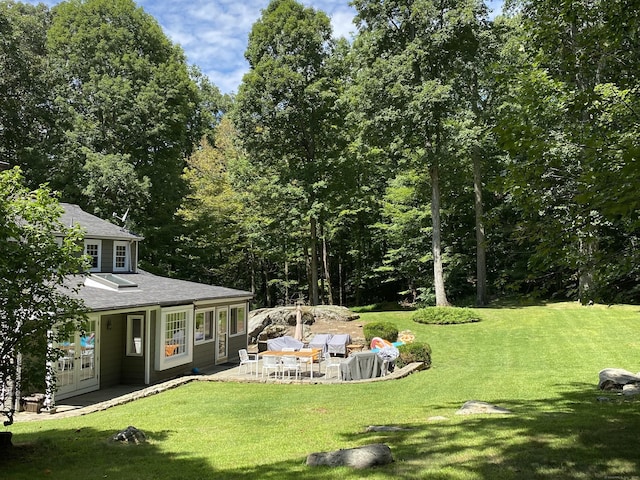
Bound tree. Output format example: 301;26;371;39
497;0;640;302
350;0;489;306
46;0;202;265
0;167;87;428
0;1;59;186
233;0;342;305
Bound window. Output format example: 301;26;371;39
156;306;193;371
126;315;144;356
84;239;102;272
194;309;214;344
230;305;246;336
113;241;129;272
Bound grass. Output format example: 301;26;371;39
4;302;640;479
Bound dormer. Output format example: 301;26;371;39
57;204;144;274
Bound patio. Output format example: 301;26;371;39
15;355;422;423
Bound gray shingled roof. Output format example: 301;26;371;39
58;203;142;241
63;270;253;311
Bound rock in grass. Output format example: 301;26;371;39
111;426;146;444
598;368;640;390
456;400;513;415
306;443;393;469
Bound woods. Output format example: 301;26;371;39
1;0;639;307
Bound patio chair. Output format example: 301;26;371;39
324;351;342;379
238;349;258;376
262;355;280;379
328;333;351;356
308;333;332;356
280;355;301;380
298;347;314;374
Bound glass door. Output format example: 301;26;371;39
216;308;228;364
56;318;99;399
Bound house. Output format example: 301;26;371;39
54;204;253;400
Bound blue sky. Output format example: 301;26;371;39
24;0;504;94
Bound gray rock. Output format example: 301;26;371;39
248;306;359;343
622;383;640;396
598;368;640;390
456;400;513;415
111;426;146;444
306;443;393;469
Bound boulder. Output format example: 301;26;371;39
248;306;359;343
306;443;393;469
110;426;147;444
622;383;640;396
456;400;513;415
598;368;640;390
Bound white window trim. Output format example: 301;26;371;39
126;314;144;357
84;239;102;272
113;240;130;272
229;303;247;337
194;308;215;345
155;306;193;371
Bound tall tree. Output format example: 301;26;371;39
350;0;489;306
498;0;640;302
233;0;341;305
46;0;201;264
0;167;87;427
0;1;59;185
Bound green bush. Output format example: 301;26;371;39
411;307;481;325
396;342;432;369
363;322;399;344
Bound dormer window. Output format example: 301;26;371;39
84;239;102;272
113;241;130;272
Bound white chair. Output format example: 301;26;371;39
324;351;342;379
280;355;301;380
238;349;258;376
262;355;280;379
298;347;314;375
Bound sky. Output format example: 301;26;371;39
24;0;505;95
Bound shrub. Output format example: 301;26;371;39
363;322;399;344
396;342;432;369
411;307;481;325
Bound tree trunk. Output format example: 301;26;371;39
322;228;334;305
309;216;319;305
473;147;487;306
430;160;450;306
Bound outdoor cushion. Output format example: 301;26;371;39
308;333;332;354
267;335;303;351
327;333;351;356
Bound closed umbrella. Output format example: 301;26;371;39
294;304;303;341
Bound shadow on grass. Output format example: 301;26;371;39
4;384;640;479
340;383;640;479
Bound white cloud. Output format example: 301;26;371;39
21;0;505;94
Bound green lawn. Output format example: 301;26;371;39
4;303;640;479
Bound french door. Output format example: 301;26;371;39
56;317;99;400
216;308;228;364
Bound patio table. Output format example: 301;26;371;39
259;348;322;379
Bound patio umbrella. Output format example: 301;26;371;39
294;304;303;341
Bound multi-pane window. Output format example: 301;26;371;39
230;305;246;335
84;239;102;272
194;310;214;344
114;241;129;272
156;307;193;371
165;311;187;356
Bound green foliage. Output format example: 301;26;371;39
363;321;398;343
396;342;432;369
0;167;88;426
412;306;481;325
